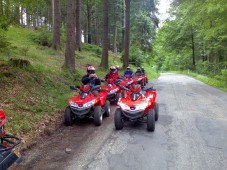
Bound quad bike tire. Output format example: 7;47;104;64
64;106;73;126
154;102;159;121
115;93;122;104
147;109;155;131
94;106;102;126
104;100;110;117
114;108;124;130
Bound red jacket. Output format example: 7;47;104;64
105;71;120;81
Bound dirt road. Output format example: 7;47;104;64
14;73;227;170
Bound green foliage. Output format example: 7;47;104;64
81;43;102;57
152;0;227;77
0;30;11;53
0;16;11;53
129;46;145;67
28;26;52;47
0;16;10;30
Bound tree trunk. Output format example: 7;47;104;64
20;7;24;25
123;0;130;68
14;0;20;24
52;0;61;50
27;12;30;27
87;2;92;44
0;0;3;16
65;0;76;71
190;27;195;70
121;0;125;52
75;0;81;51
100;0;109;69
5;0;10;19
113;4;118;53
84;24;88;43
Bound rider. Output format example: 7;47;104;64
115;65;120;72
141;67;148;83
82;66;101;86
135;67;142;77
123;66;134;77
104;66;120;81
141;67;146;75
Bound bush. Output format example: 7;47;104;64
129;46;144;67
28;25;52;47
82;44;102;54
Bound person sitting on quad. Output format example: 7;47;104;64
135;67;142;77
82;66;101;86
104;66;120;82
116;65;120;72
123;66;134;78
141;67;146;75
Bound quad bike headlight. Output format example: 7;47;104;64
136;102;148;110
119;102;130;111
109;89;118;95
83;99;96;108
69;100;79;107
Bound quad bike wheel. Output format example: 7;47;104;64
114;108;124;130
154;102;159;121
94;106;102;126
104;100;110;117
64;106;73;126
147;109;155;131
115;93;122;104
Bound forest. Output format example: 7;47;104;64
0;0;227;145
153;0;227;87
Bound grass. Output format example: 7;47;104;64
0;26;158;141
178;70;227;92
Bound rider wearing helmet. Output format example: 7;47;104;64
141;67;145;75
135;67;142;77
116;65;120;72
82;66;101;86
123;66;134;77
104;66;120;81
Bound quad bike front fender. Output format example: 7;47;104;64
97;91;108;106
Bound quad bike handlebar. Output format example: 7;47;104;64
142;86;156;91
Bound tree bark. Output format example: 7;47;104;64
75;0;81;51
87;3;92;44
123;0;130;68
113;4;118;53
190;27;195;70
100;0;109;69
52;0;61;50
14;0;20;24
122;0;125;52
65;0;76;71
0;0;3;16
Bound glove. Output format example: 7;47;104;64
89;74;97;78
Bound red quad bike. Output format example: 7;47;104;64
64;84;110;126
101;79;122;104
0;110;21;170
114;85;159;131
133;75;146;87
120;75;134;88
